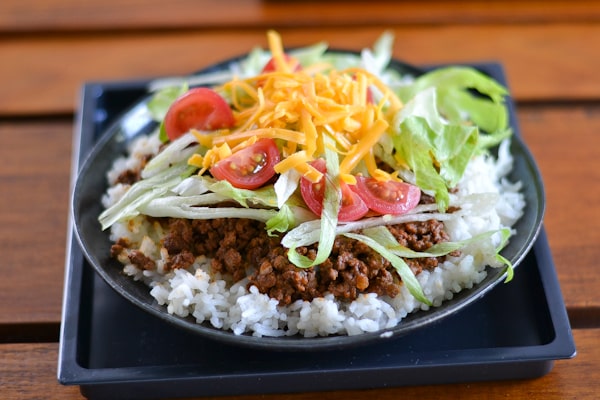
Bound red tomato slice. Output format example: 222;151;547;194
300;159;369;222
354;176;421;215
164;87;235;141
299;160;327;218
209;138;280;190
262;54;301;73
338;183;370;222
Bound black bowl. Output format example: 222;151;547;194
72;54;545;351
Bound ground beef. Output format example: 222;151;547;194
128;250;156;271
115;169;140;185
252;246;320;305
161;217;271;282
314;236;399;301
113;154;153;185
163;218;194;254
110;237;130;258
419;192;437;205
167;250;196;270
249;220;452;305
389;220;461;274
122;217;456;306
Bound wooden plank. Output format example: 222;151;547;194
0;24;598;116
0;329;595;399
1;0;600;33
0;105;598;327
0;343;82;399
0;121;72;324
519;105;600;321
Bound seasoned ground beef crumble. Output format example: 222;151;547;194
112;215;457;306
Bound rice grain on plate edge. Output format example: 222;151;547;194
99;31;525;337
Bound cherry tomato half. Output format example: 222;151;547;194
210;138;280;190
300;159;369;222
354;176;421;215
261;54;302;73
164;87;235;141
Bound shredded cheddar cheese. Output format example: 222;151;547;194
188;30;404;184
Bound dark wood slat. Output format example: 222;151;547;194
1;0;600;33
0;329;596;399
1;24;599;116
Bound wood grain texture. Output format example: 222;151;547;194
1;0;600;32
519;105;600;318
0;329;595;400
0;24;598;116
0;121;72;324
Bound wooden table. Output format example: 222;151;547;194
1;1;599;398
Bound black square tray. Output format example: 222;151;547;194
58;64;576;400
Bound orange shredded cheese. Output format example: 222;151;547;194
187;30;404;185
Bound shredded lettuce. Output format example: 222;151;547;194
99;161;196;230
344;226;514;304
207;179;278;208
282;204;443;249
147;84;188;121
390;64;510;211
142;132;199;179
141;192;228;210
287;135;340;268
343;231;431;305
362;225;511;262
395;66;509;135
393;87;479;211
137;188;301;228
362;30;394;74
140;204;278;221
265;204;297;235
274;169;301;209
171;175;211;196
236;42;329;78
494;228;514;282
101;158;315;233
400;66;512;152
147;84;188;143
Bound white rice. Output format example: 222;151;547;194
103;134;525;337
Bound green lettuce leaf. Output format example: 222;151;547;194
287;136;340;268
140;204;278;222
207;179;278;208
342;231;431;306
363;225;512;264
494;228;514;282
265;204;297;236
393;87;479;211
396;66;509;134
347;226;514;304
99;161;196;230
391;64;510;212
147;84;188;142
141;132;199;179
